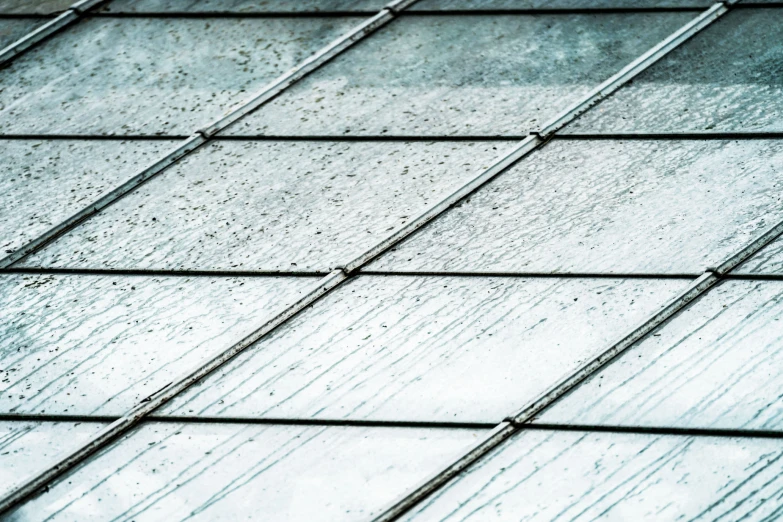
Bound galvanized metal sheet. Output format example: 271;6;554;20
20;141;505;270
224;13;693;136
733;238;783;275
0;1;73;14
0;274;312;415
6;423;484;521
0;139;173;258
0;421;105;497
567;9;783;133
161;275;686;423
541;280;783;430
0;16;359;134
370;139;783;274
412;0;712;8
400;429;783;521
0;18;46;48
102;0;386;12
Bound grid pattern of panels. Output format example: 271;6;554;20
1;0;782;520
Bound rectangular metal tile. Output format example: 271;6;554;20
103;0;386;12
0;420;105;497
566;9;783;133
540;280;783;430
412;0;712;8
733;237;783;275
161;275;687;423
0;1;72;14
0;16;359;135
0;139;174;257
400;429;783;521
369;139;783;274
224;12;693;136
0;274;313;415
6;422;485;521
0;18;46;48
20;140;505;271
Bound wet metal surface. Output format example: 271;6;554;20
0;274;312;415
102;0;387;12
6;422;484;521
400;429;783;521
0;139;173;258
540;280;783;430
412;0;712;8
0;421;105;497
0;18;46;49
20;141;505;271
224;13;693;136
733;237;783;275
567;9;783;133
370;139;783;274
161;275;687;423
0;1;73;14
0;16;359;135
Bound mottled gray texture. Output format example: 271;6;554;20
0;139;173;256
402;430;783;521
103;0;385;12
370;139;783;274
7;423;483;521
225;13;693;136
0;16;358;135
0;274;312;415
541;281;783;430
21;141;504;271
163;275;685;423
0;421;104;496
0;18;44;49
567;9;783;133
413;0;711;8
734;237;783;275
0;1;72;14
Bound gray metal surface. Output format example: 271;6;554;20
541;280;783;430
567;8;783;133
6;422;483;521
0;1;74;13
0;421;105;496
0;18;45;49
20;141;505;271
413;0;712;8
161;275;686;423
0;274;312;415
0;16;360;135
224;12;693;136
399;429;783;521
733;238;783;274
369;139;783;274
0;139;173;258
102;0;386;12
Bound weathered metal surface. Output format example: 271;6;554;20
399;429;783;521
5;423;483;520
225;12;693;136
0;16;359;134
370;139;783;274
162;275;686;423
20;141;505;271
567;9;783;133
0;273;312;415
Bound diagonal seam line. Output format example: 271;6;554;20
0;0;108;67
366;3;782;521
0;0;755;517
0;0;426;515
0;1;412;269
